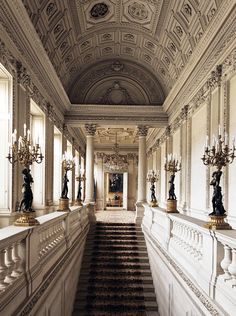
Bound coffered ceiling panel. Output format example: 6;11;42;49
22;0;223;104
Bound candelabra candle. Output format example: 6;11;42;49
202;134;235;168
7;132;43;167
147;170;159;207
6;125;44;226
164;154;181;173
202;132;235;229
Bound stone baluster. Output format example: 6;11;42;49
220;245;232;280
190;229;196;255
0;249;8;291
228;249;236;287
12;242;23;277
5;246;16;283
193;231;199;258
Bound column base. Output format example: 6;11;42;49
204;215;232;230
57;198;70;212
14;212;39;227
149;200;158;207
135;201;146;225
87;203;96;224
166;199;179;213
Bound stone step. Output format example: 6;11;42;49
84;252;148;258
82;256;150;263
76;292;156;302
86;240;146;246
94;235;145;241
80;270;152;277
82;262;151;270
73;301;158;312
94;231;141;236
96;223;136;226
77;283;155;294
89;245;147;251
79;276;154;285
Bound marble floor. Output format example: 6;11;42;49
95;209;135;223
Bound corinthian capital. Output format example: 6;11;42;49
85;124;97;136
137;125;148;137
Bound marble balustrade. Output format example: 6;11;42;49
0;205;90;316
142;204;236;316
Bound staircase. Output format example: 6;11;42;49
72;222;158;316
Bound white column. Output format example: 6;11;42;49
135;126;148;224
84;124;96;203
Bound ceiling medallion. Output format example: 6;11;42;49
103;134;129;172
128;2;148;21
90;3;109;19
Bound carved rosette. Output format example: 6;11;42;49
85;124;97;136
137;126;148;137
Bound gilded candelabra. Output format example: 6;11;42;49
201;129;235;230
75;168;86;206
147;170;159;207
58;152;75;211
7;124;43;226
164;154;181;213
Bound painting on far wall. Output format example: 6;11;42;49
109;173;123;193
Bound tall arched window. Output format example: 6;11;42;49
0;64;12;212
53;127;62;204
30;100;45;209
67;141;73;201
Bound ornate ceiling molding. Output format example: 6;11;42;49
69;59;165;105
21;0;224;98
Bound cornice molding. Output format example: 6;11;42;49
65;104;168;127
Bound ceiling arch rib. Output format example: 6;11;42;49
69;59;165;105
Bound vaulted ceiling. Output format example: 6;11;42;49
22;0;222;106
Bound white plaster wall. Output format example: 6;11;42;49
160;142;166;206
146;241;205;316
228;74;236;221
172;129;181;201
190;105;207;215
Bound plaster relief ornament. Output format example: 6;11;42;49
90;3;109;19
46;2;57;18
128;2;148;21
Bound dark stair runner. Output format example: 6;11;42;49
72;222;158;316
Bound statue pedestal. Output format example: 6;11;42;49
14;212;39;226
74;199;83;206
149;200;158;207
58;198;70;212
166;199;179;213
204;214;232;230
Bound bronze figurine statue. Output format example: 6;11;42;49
168;174;176;200
209;169;225;216
19;168;34;212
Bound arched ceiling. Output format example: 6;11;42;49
22;0;222;105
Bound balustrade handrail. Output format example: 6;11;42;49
142;204;236;315
0;205;89;310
